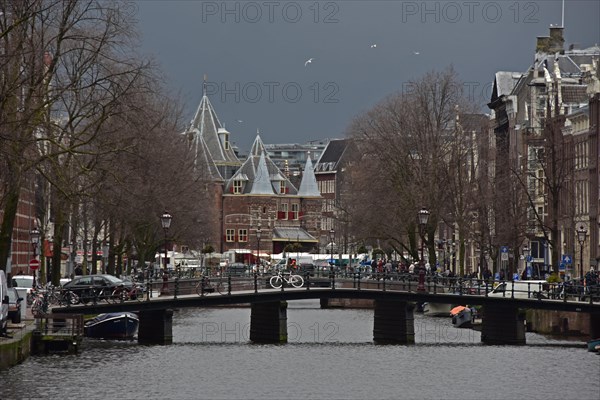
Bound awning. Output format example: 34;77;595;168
272;227;318;242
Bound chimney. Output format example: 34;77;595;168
548;27;565;53
536;36;550;53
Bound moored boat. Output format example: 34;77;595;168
587;338;600;352
423;302;452;317
450;305;473;328
84;312;139;340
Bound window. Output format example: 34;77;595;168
279;181;286;194
279;203;288;220
226;229;235;242
238;229;248;242
291;203;299;220
233;180;243;194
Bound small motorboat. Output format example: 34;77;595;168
450;305;473;328
587;338;600;352
84;312;139;340
423;302;452;317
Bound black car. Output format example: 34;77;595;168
7;287;23;323
62;274;132;303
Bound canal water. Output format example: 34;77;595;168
1;300;598;400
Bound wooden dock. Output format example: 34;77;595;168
32;313;84;354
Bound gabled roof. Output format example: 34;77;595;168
226;135;298;195
315;139;348;173
297;156;321;197
490;71;523;102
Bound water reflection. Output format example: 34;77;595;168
0;301;597;400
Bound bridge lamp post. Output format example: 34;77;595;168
160;211;172;296
329;228;335;268
576;226;587;279
30;227;41;288
256;225;262;274
522;245;529;280
417;208;429;291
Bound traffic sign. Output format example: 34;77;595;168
501;246;508;254
562;254;572;264
29;258;40;270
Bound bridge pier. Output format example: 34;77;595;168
137;309;174;345
373;300;415;344
250;301;288;343
481;303;525;345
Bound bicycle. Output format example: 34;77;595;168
196;275;225;296
31;290;50;316
110;283;145;303
269;270;304;289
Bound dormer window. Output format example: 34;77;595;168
233;180;243;194
279;181;286;194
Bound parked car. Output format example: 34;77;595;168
62;274;132;303
7;287;23;323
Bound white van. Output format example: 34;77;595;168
489;280;549;299
0;270;9;335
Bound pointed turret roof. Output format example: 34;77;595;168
226;135;298;195
250;153;274;195
297;156;321;197
184;80;240;179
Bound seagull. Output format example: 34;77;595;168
236;119;243;123
304;58;314;66
413;51;420;55
370;44;377;48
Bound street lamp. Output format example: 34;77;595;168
522;245;529;280
256;224;262;274
576;225;587;279
329;228;335;268
160;211;172;295
417;208;429;291
30;228;40;288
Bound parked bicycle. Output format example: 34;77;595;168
31;290;50;316
269;270;304;289
110;283;145;303
196;275;225;296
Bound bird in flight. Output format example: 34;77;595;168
370;44;377;48
304;58;314;66
413;51;420;55
236;120;243;123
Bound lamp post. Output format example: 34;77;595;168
522;245;529;280
417;208;429;291
576;225;587;279
160;211;172;296
30;228;40;288
329;228;335;268
256;224;262;275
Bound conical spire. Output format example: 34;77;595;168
250;152;275;195
297;155;321;197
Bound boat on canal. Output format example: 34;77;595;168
84;312;139;340
423;302;452;317
587;338;600;352
450;305;473;328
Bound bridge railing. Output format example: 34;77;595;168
117;269;600;305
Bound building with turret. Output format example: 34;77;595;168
183;82;323;258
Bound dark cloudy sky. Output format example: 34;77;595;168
134;0;600;152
